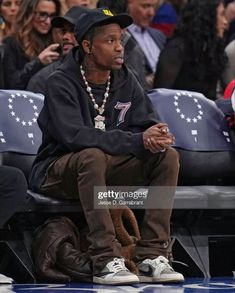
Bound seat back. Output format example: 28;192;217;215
148;89;235;183
0;89;44;179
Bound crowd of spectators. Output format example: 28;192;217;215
2;0;235;98
154;0;228;100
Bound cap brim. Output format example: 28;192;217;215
51;16;76;28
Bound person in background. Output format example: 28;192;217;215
96;0;148;89
150;0;184;37
2;0;61;89
221;36;235;89
90;0;97;8
224;0;235;44
153;0;228;101
127;0;166;89
221;1;235;89
0;0;20;42
27;5;85;94
64;0;92;9
29;8;184;285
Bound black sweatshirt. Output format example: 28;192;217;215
29;47;159;191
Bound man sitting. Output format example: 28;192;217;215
29;8;184;285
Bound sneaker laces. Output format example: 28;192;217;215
106;258;128;273
144;256;173;275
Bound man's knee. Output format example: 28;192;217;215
165;147;179;161
164;147;180;170
74;148;108;170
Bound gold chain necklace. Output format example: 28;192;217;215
80;65;110;131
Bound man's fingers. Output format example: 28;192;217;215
146;138;162;153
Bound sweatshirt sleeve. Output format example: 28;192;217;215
3;37;44;89
127;74;160;133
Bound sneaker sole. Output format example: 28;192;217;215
139;276;185;283
93;276;139;285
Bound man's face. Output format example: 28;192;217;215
59;22;78;55
128;0;157;28
83;23;124;71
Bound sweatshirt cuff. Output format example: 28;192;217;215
131;133;147;159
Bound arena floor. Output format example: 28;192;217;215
1;277;235;292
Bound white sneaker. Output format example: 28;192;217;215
0;273;13;284
138;256;184;283
93;258;139;285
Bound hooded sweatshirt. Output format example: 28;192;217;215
29;47;159;192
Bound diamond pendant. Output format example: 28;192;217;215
94;115;105;131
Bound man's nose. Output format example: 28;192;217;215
63;32;72;41
115;41;123;52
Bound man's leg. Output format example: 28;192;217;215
39;148;122;274
106;148;184;282
106;147;179;259
39;148;140;284
0;166;28;227
134;147;179;261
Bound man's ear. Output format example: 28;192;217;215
82;40;91;54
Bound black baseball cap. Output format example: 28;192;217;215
74;8;133;43
51;6;89;28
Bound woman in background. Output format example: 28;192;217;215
153;0;228;100
0;0;20;42
2;0;61;89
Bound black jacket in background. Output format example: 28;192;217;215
3;36;44;89
153;36;220;101
27;59;62;94
29;47;159;192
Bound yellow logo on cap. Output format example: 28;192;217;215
103;9;113;16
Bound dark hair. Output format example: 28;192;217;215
174;0;227;79
79;25;103;60
14;0;61;59
96;0;128;14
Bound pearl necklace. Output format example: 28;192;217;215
80;65;110;131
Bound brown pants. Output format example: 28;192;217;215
39;147;179;274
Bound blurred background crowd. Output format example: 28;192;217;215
1;0;235;100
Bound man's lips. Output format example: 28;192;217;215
62;43;75;50
115;56;124;65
